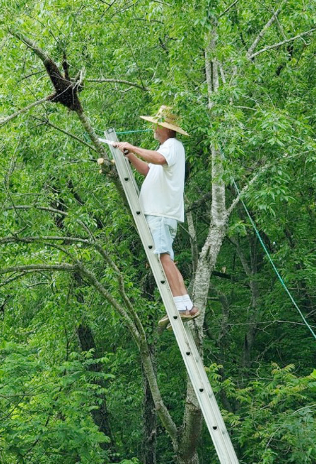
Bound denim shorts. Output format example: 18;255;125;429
146;215;177;260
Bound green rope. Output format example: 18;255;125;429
116;129;152;135
94;128;152;135
233;179;316;341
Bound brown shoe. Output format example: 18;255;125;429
158;314;170;328
167;307;200;330
189;306;200;318
158;308;199;328
179;309;193;320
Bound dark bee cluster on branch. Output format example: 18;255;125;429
46;52;85;112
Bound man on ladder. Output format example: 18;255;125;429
115;105;200;329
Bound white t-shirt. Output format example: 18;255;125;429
139;137;185;222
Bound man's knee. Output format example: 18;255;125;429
160;253;172;267
160;252;170;260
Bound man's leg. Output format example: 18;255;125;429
160;253;187;297
159;253;199;327
145;215;199;325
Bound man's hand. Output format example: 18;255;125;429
114;142;135;155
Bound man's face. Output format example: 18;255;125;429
153;124;169;142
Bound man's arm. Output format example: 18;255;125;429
115;142;166;166
126;152;150;176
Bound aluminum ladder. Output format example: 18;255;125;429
101;128;239;464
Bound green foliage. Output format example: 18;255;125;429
0;342;111;463
1;0;316;462
207;363;316;463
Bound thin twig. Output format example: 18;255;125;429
0;97;50;127
19;70;46;81
0;273;28;287
226;160;273;217
250;28;316;59
0;264;78;275
86;77;148;91
219;0;239;18
246;4;285;59
33;117;97;152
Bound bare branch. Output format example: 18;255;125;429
33;117;98;152
250;28;316;59
9;29;51;64
219;0;239;18
246;4;285;59
86;78;149;91
93;242;148;337
0;97;50;127
0;232;145;336
19;70;46;81
75;110;114;171
3;204;68;217
226;176;259;217
0;272;28;287
226;160;273;217
0;264;78;276
0;235;90;246
77;262;140;337
185;207;199;277
2;205;95;239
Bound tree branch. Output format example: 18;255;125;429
2;205;95;239
185;196;199;278
33;117;98;153
93;243;147;339
219;0;239;18
246;4;285;59
77;262;140;340
226;175;259;218
0;272;28;288
75;110;115;172
10;30;51;64
3;204;68;216
226;160;274;217
249;28;316;59
0;264;78;276
0;259;139;346
0;235;90;246
0;232;148;345
86;78;149;91
0;97;50;127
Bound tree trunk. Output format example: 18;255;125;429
177;380;202;464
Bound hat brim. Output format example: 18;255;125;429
140;115;190;136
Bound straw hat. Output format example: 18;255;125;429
140;105;189;136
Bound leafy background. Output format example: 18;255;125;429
1;0;316;463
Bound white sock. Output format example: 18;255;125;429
182;294;193;311
173;296;186;311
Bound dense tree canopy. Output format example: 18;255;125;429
1;1;316;463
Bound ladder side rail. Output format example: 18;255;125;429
184;326;239;462
104;130;239;464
